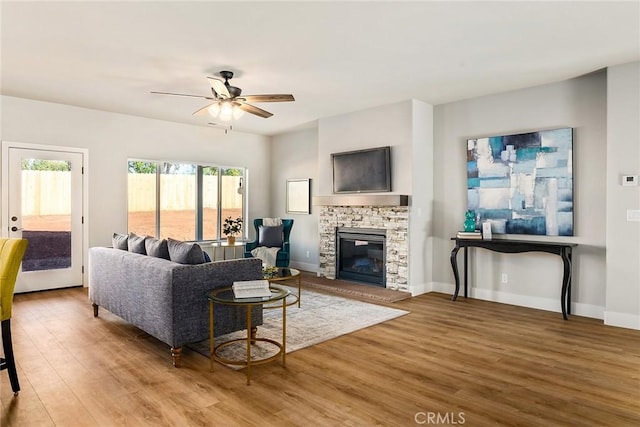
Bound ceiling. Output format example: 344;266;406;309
2;1;639;136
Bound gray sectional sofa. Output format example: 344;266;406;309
88;246;263;367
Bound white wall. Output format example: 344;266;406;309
0;96;272;281
432;71;608;319
270;127;319;272
605;61;640;329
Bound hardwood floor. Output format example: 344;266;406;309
1;286;639;426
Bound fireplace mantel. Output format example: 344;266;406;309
313;194;409;207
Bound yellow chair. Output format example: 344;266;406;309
0;238;28;396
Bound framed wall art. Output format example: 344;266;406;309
467;128;573;236
286;178;311;214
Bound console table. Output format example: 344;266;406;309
450;238;577;319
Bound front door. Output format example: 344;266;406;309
3;145;84;292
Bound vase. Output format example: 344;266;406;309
463;210;476;232
227;236;236;245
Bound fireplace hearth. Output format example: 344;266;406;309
337;228;386;287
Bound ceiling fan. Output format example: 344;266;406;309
151;71;295;121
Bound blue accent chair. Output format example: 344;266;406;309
244;219;294;267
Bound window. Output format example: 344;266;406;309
160;162;196;240
127;161;157;237
127;160;245;241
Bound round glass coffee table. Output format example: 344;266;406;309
263;267;301;307
207;285;290;385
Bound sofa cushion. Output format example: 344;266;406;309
258;225;284;247
112;233;128;250
145;237;170;260
167;238;205;264
127;233;147;255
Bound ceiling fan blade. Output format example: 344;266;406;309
193;103;216;116
151;91;214;100
207;77;230;99
240;94;295;103
237;102;273;118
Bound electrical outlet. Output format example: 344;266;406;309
306;250;310;258
501;273;508;284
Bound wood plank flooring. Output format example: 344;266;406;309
1;286;639;426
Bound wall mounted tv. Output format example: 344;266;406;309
332;146;391;193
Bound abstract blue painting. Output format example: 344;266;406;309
467;128;573;236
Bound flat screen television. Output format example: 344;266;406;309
332;146;391;193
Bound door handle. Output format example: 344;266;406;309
10;226;24;232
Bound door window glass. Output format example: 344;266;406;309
21;159;72;271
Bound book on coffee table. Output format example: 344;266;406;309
232;279;271;299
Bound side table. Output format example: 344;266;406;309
264;267;301;307
207;285;290;385
211;241;245;261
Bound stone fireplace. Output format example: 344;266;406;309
316;195;409;292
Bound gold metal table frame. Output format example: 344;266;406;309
264;267;301;307
207;285;289;385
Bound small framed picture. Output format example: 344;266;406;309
482;222;492;240
286;179;311;214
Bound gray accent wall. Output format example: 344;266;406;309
433;70;608;320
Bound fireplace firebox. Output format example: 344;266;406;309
336;228;386;287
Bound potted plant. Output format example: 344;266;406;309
223;216;243;245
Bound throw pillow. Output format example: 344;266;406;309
167;238;206;265
258;224;284;247
202;249;212;263
145;237;170;260
112;233;128;250
127;233;147;255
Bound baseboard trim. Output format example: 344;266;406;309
409;281;431;296
427;281;604;320
290;261;318;273
604;311;640;330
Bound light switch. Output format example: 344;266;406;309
627;210;640;222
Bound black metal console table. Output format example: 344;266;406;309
450;238;577;319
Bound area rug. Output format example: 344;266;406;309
188;286;409;367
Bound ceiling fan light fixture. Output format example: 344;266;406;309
207;103;221;118
219;101;234;121
233;105;245;120
152;71;295;122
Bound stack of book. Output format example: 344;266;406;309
232;279;271;299
457;231;482;240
